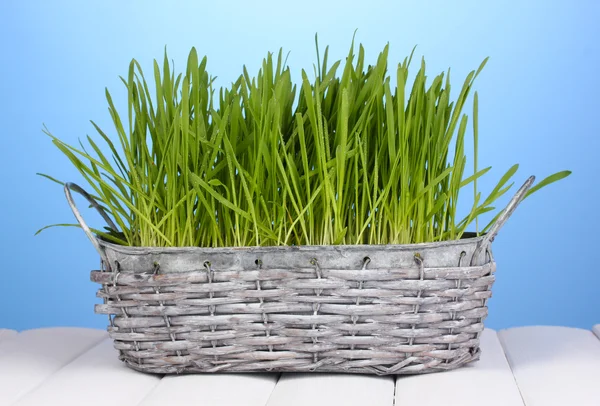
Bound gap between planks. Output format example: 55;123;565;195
498;326;600;406
266;372;395;406
0;328;107;405
13;338;162;406
138;372;280;406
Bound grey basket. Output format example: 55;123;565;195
65;177;535;375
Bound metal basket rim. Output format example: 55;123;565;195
96;232;487;255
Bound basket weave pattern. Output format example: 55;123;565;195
91;248;495;375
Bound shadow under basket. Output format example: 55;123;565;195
65;177;535;375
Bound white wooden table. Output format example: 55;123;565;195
1;325;599;406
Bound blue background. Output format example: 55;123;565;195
1;1;597;331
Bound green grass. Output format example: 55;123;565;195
38;36;571;248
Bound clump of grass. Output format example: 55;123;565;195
38;36;571;247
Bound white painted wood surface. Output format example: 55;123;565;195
14;338;161;406
499;326;600;406
140;373;279;406
0;327;106;405
593;324;600;341
265;373;395;406
395;329;524;406
1;325;600;405
0;329;18;342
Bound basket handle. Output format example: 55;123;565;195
64;182;117;265
472;175;536;260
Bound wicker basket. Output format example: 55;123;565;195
65;177;534;375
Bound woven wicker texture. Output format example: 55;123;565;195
89;243;494;375
69;177;534;375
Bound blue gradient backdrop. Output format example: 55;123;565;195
1;1;598;331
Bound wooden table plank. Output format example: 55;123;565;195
593;325;600;341
14;338;161;406
498;326;600;406
394;329;524;406
0;329;18;342
266;373;394;406
0;327;106;405
139;374;279;406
